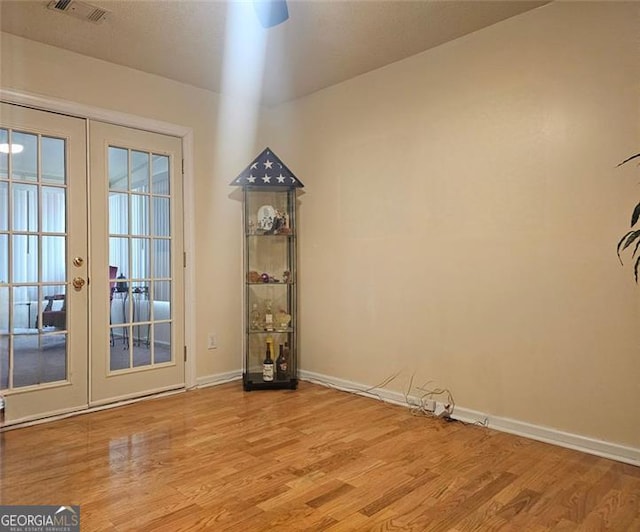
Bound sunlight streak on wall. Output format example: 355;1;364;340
215;1;268;172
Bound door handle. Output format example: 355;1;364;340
72;277;86;290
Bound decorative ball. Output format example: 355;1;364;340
261;273;270;283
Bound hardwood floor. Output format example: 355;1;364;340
1;381;639;531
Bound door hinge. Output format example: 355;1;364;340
184;346;187;362
182;159;185;175
183;252;187;268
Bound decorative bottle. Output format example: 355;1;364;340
266;336;275;360
283;342;290;374
249;303;261;331
276;344;288;380
263;342;274;382
264;300;274;331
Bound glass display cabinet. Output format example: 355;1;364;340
231;148;304;391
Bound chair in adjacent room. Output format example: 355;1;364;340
42;294;66;329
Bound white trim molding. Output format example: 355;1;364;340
196;370;242;388
299;370;640;467
0;88;191;137
1;388;185;432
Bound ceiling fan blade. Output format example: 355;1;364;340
253;0;289;28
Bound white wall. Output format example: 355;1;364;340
264;2;640;450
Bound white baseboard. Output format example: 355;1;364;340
1;388;185;432
196;370;242;388
299;370;640;467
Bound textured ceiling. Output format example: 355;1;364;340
0;0;549;106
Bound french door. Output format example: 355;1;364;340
0;103;185;425
89;121;184;405
0;102;88;424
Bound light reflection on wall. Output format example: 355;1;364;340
214;1;268;172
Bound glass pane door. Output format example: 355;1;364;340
108;148;172;371
89;121;184;405
0;102;88;425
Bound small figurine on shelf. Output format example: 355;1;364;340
257;205;276;233
282;270;291;284
276;211;291;235
271;210;286;234
275;309;291;331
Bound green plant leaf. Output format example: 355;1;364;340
617;230;640;264
624;231;640;251
617;153;640;167
632;202;640;228
616;153;640;282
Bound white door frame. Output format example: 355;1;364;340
0;88;196;391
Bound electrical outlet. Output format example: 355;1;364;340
207;333;217;350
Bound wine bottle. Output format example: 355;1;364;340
266;335;274;358
263;342;274;382
276;344;288;380
264;300;274;331
283;342;290;374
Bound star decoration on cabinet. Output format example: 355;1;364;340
231;147;304;188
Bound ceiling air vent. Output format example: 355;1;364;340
47;0;109;24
